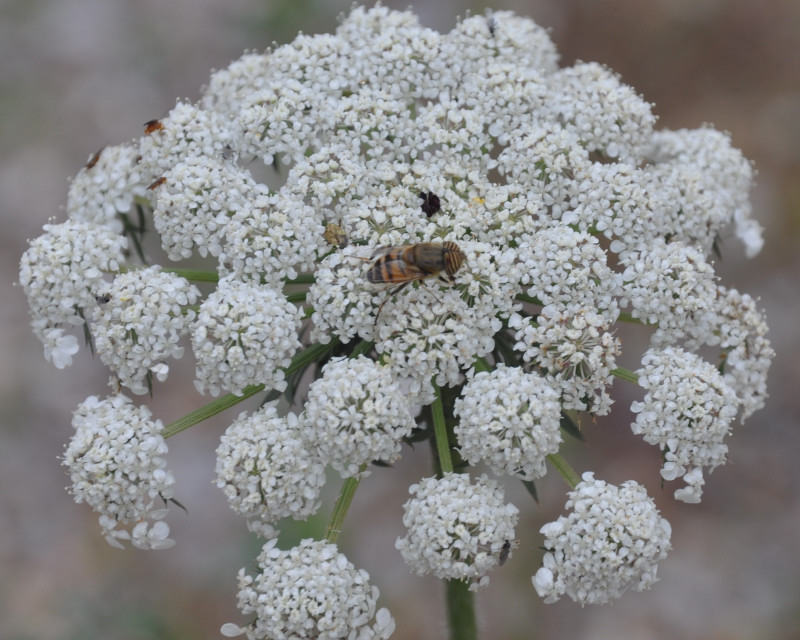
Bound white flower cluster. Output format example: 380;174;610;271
510;305;621;414
63;394;176;550
223;538;395;640
192;277;302;396
712;287;773;421
19;220;127;358
518;227;622;320
215;403;325;523
67;143;145;231
454;365;562;480
396;473;519;590
532;472;671;605
619;239;718;347
303;356;416;477
631;347;739;503
19;6;770;415
18;3;775;625
92;266;200;394
151;155;258;261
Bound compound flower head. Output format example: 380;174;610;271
396;473;519;590
454;364;562;480
63;394;176;550
192;276;302;396
91;266;200;394
302;355;416;477
631;347;739;503
532;472;671;605
224;538;395;640
215;403;325;523
18;2;774;626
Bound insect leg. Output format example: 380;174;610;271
374;280;414;326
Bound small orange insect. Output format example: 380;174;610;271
143;119;164;135
85;146;105;169
147;176;166;190
366;241;466;319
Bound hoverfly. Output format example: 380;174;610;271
366;241;466;320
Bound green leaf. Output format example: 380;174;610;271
560;410;585;441
522;479;539;504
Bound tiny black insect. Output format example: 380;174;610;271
419;191;441;217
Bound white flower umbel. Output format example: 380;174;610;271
454;365;562;480
151;156;258;260
67;143;146;231
396;473;519;590
510;304;621;415
302;356;416;478
619;239;719;347
19;3;775;630
63;394;176;550
224;538;395;640
706;287;774;421
308;249;380;345
532;472;671;605
215;403;325;523
645;127;758;257
546;61;656;164
518;227;622;323
192;277;302;396
19;220;127;356
375;285;500;392
631;347;739;503
137;100;237;182
219;187;327;287
91;266;200;394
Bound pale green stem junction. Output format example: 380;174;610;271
325;467;366;544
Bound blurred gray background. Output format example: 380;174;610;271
2;1;799;639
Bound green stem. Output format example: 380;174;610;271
546;452;582;489
350;340;374;359
117;264;222;283
431;382;453;475
472;356;492;373
445;579;477;640
160;337;340;439
285;291;307;304
162;268;221;283
514;293;543;306
284;273;316;285
325;466;365;544
430;384;476;640
161;384;264;439
610;366;639;384
616;311;648;325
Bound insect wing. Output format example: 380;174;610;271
367;250;427;285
